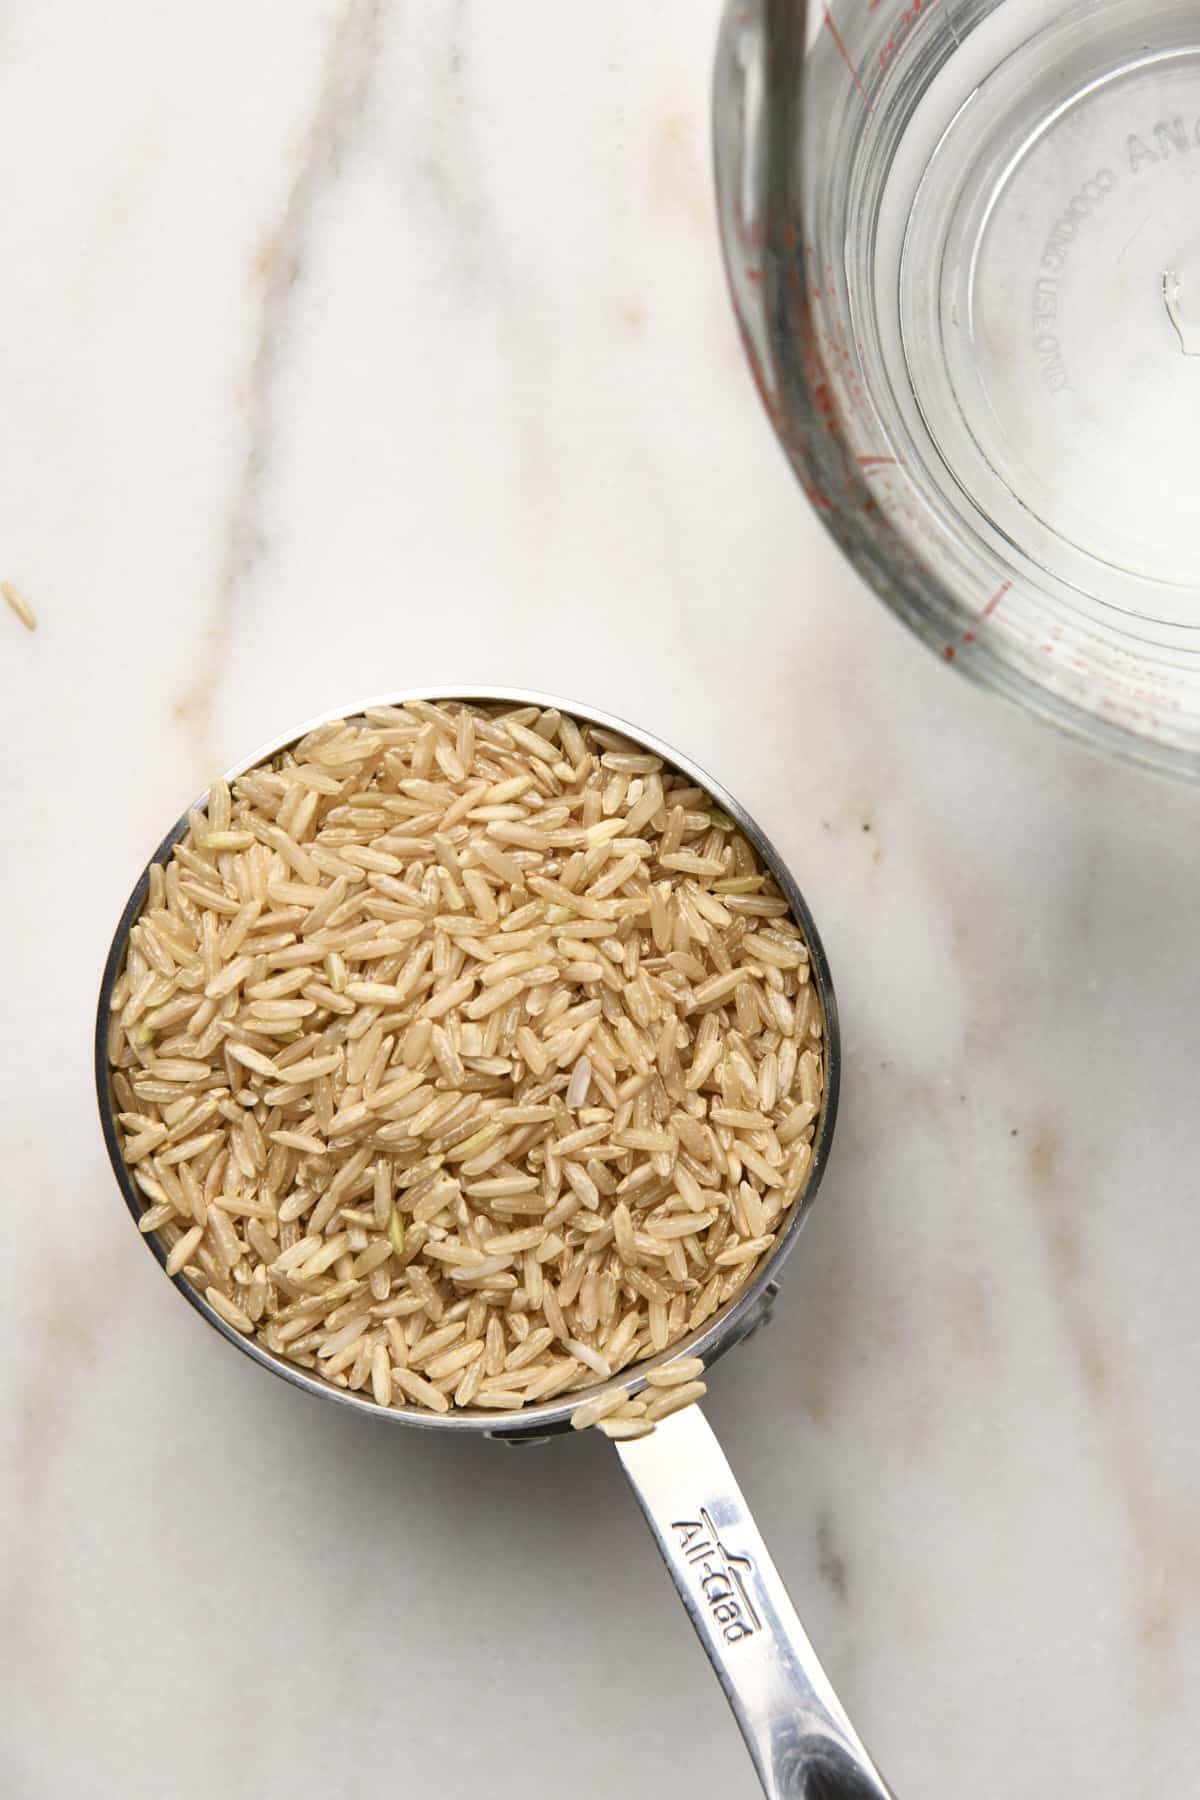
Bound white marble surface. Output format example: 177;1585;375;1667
3;4;1199;1796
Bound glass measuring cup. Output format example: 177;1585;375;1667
715;0;1200;777
95;690;895;1800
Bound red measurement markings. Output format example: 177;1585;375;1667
877;0;938;85
943;581;1011;662
823;9;874;113
857;454;897;467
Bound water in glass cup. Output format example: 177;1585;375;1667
888;0;1200;609
716;0;1200;772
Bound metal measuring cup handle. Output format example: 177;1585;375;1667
97;685;895;1797
617;1407;895;1800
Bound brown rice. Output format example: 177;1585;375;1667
106;701;825;1431
2;580;36;632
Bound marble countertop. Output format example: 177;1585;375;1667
3;4;1198;1795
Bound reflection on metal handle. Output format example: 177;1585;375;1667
615;1407;895;1800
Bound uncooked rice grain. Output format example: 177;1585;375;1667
597;1417;656;1440
642;1378;708;1422
643;1356;705;1388
2;580;36;631
107;701;825;1432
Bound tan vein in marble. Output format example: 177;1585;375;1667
1027;1120;1197;1663
175;0;386;764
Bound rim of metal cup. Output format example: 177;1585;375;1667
95;688;840;1440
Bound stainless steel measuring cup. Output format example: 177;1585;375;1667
95;688;895;1800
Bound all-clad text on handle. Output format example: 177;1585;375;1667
614;1406;896;1800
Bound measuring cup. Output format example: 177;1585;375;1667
715;0;1200;777
96;689;895;1800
